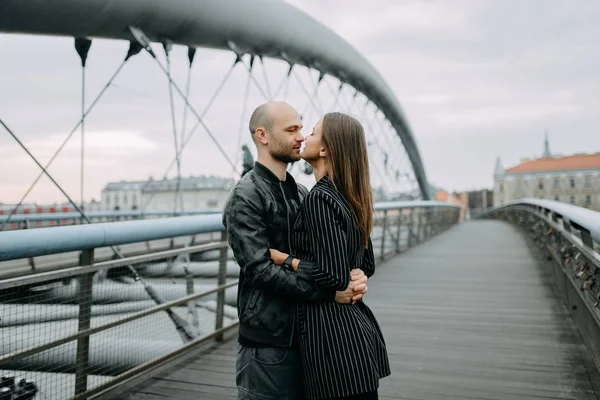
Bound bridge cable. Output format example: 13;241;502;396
359;101;393;195
233;55;255;176
75;38;92;212
128;27;237;173
0;43;141;231
293;70;322;116
239;59;270;101
322;79;347;112
139;58;241;212
373;114;407;182
282;65;293;101
272;64;294;100
174;46;199;331
308;70;326;113
0;116;195;342
161;40;184;214
259;56;273;100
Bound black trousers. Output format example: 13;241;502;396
235;343;304;400
329;390;378;400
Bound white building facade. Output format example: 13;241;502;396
101;176;234;211
493;138;600;211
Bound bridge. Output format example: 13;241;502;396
1;1;600;400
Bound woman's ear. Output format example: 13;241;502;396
319;147;327;158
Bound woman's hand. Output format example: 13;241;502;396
269;248;288;266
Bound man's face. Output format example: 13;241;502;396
301;119;323;162
267;105;305;163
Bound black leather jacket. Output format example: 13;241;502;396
223;162;334;347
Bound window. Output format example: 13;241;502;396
570;196;575;204
538;180;544;190
554;195;559;201
553;178;559;189
207;198;218;207
585;195;592;206
123;194;128;205
499;183;504;192
585;176;592;188
105;196;110;206
114;195;119;205
132;193;138;206
569;178;575;189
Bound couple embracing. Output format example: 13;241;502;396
223;101;390;400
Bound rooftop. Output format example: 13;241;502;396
103;176;235;192
505;153;600;174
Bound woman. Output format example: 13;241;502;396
270;112;391;400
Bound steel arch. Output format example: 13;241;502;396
1;0;431;199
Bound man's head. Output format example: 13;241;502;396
248;102;304;164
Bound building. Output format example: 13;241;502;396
493;135;600;211
434;190;468;222
101;176;234;211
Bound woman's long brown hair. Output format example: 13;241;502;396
321;112;373;247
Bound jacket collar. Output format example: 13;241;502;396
315;173;333;187
253;161;297;185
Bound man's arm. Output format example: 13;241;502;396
223;184;334;302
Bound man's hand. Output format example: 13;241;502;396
334;269;368;305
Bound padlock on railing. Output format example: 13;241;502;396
582;277;595;292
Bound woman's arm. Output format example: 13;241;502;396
359;237;376;278
295;191;351;291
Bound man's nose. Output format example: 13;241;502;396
295;133;305;142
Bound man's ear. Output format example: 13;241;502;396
255;127;269;145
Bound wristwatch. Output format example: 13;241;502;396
282;255;295;270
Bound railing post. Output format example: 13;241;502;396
408;208;414;247
75;248;94;398
395;209;402;253
380;210;388;261
24;220;36;271
418;208;424;242
215;231;228;342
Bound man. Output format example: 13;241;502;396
223;102;369;399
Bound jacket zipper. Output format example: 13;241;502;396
279;182;295;347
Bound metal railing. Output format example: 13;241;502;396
479;198;600;371
0;201;461;400
0;209;222;231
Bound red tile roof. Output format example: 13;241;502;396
506;153;600;174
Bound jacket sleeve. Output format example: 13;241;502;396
359;237;375;278
299;192;350;291
223;184;335;302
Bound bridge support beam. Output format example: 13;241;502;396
215;231;228;342
75;248;94;397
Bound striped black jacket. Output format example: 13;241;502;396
293;175;391;399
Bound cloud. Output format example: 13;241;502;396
1;0;600;203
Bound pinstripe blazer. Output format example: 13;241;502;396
292;175;391;399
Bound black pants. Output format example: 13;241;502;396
235;343;304;400
329;391;378;400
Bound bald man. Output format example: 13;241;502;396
223;102;368;399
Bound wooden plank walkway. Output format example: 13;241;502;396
119;220;600;399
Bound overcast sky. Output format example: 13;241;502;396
1;0;599;204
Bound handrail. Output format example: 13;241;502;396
374;200;461;210
0;214;224;261
0;209;221;223
0;201;458;262
478;198;600;245
0;200;461;399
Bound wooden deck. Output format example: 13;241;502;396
117;220;600;399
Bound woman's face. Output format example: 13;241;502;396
301;119;324;162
